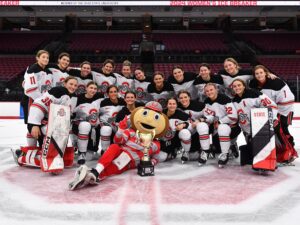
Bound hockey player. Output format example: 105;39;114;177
72;81;104;165
193;63;224;102
232;79;278;166
168;65;198;100
115;91;144;125
196;83;239;167
69;101;169;190
114;60;135;98
22;50;52;146
147;71;174;108
92;59;117;96
68;61;93;95
177;90;205;162
12;76;78;170
133;67;153;103
99;85;126;154
250;65;295;147
159;97;193;163
47;52;71;87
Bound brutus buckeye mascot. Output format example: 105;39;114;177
69;101;169;190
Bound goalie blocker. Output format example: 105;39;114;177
240;108;277;171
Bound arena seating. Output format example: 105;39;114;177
0;57;34;81
257;57;300;79
0;33;59;54
152;33;229;54
238;33;300;54
68;33;141;53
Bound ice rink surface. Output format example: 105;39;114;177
0;119;300;225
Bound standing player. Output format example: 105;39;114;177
133;67;153;103
68;61;93;95
99;85;126;154
92;59;117;96
193;63;224;102
250;65;295;147
114;60;135;98
147;71;174;108
22;50;52;146
47;52;71;87
196;83;239;167
168;65;198;100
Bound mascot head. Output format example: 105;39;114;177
130;101;169;138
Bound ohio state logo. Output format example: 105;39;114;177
57;108;66;117
136;87;145;99
164;127;174;140
76;84;86;94
237;109;248;125
41;80;52;92
98;81;109;94
120;82;129;94
87;108;98;125
107;111;118;126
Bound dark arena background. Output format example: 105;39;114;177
0;1;300;225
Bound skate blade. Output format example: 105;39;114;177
10;149;21;166
68;166;88;191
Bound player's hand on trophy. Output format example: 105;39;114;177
31;126;41;139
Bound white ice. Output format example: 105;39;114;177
0;119;300;225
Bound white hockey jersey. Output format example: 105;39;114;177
47;63;69;87
147;81;174;109
73;93;104;127
232;89;278;135
28;86;74;126
168;72;198;100
178;100;205;121
203;94;238;125
24;64;52;100
92;69;116;96
249;77;294;117
133;76;153;103
218;68;253;98
114;73;135;98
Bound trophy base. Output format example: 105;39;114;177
137;160;154;176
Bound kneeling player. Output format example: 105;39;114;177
11;76;78;173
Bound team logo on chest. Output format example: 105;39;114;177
136;87;145;99
120;82;130;94
87;108;98;125
237;109;248;125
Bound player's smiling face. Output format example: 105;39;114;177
103;63;114;74
232;80;245;96
108;87;118;100
254;68;267;83
121;66;131;77
36;53;49;68
134;70;145;80
178;93;190;108
173;68;184;82
204;84;218;100
224;61;238;75
81;64;91;77
153;74;164;87
167;99;177;113
199;66;210;80
65;78;78;94
125;93;136;105
86;84;97;98
58;56;70;70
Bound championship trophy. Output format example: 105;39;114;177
137;130;156;176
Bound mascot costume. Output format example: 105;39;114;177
69;101;169;190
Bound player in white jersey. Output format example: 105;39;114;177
158;98;192;163
218;57;254;98
72;82;104;165
168;65;198;100
232;79;278;140
13;76;78;167
114;60;135;98
22;50;53;145
99;85;126;154
193;63;224;102
147;71;174;108
92;59;117;96
250;65;295;146
68;61;93;95
177;90;205;162
133;67;153;103
196;83;239;167
47;52;70;87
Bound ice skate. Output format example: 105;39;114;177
77;152;86;165
181;151;189;164
69;165;90;190
11;148;22;166
229;144;239;159
218;153;229;168
198;150;208;166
